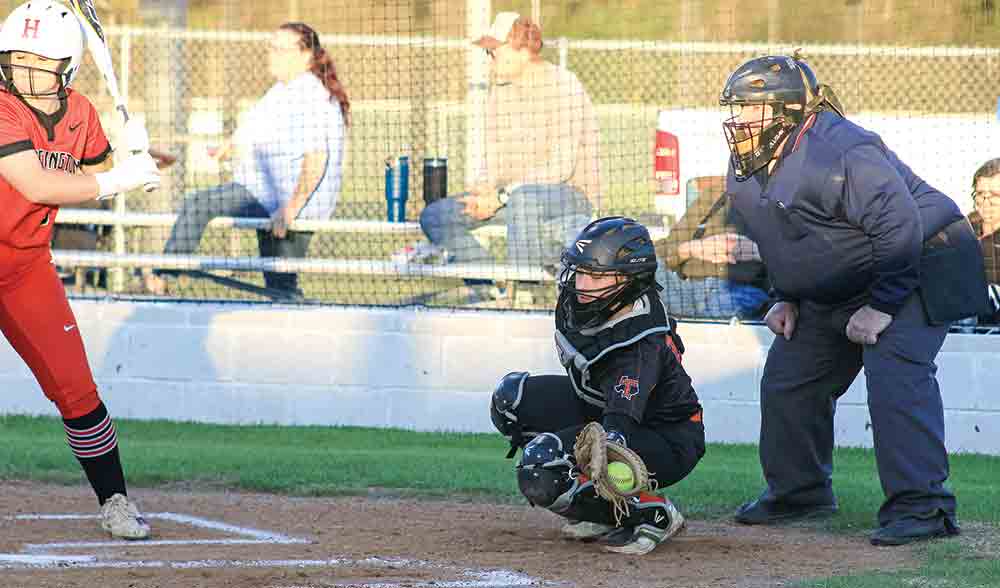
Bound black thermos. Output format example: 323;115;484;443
423;157;448;205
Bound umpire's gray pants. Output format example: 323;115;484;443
758;292;956;527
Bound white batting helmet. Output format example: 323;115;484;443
0;0;85;93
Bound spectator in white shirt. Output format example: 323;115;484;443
145;22;348;300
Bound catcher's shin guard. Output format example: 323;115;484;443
603;494;686;555
516;433;617;526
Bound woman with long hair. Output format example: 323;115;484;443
146;22;349;300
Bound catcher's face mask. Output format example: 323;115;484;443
558;262;654;333
572;268;625;304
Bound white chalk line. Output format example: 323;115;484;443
25;538;308;551
12;511;306;543
0;555;550;585
3;512;553;586
0;554;96;565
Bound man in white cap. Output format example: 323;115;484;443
418;12;601;303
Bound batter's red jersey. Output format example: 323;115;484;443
0;88;112;251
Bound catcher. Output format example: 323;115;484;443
490;216;705;555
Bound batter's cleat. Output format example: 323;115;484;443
603;494;686;555
100;493;151;540
561;520;616;541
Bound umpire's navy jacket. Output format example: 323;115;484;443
727;111;965;315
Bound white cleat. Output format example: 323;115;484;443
603;498;686;555
561;520;616;541
100;493;151;540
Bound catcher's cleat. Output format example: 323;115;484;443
603;495;685;555
100;493;151;540
561;520;616;541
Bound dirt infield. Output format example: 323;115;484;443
0;481;917;588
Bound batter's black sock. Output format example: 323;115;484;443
63;402;127;506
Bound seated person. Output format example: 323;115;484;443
417;13;599;302
969;158;1000;324
489;217;704;556
144;23;347;300
653;176;770;320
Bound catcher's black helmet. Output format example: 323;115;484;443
719;55;819;180
557;216;659;332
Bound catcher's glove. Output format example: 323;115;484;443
574;422;652;524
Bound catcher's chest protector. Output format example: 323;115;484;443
554;294;672;408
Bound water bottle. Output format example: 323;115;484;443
423;157;448;205
385;155;409;222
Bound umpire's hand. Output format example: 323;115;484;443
765;301;798;340
846;304;892;345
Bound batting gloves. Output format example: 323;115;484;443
95;152;161;199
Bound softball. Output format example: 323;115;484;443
607;461;635;493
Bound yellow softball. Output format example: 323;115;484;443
607;461;635;493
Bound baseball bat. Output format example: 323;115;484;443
64;0;156;192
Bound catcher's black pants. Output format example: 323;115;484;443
516;374;704;488
758;292;956;528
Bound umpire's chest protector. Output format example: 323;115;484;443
727;115;885;303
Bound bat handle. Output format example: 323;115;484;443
118;104;158;193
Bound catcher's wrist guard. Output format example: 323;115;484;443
606;429;627;448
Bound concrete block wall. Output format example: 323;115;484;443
1;299;998;455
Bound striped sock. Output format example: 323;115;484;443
63;402;126;505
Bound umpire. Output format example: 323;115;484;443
719;55;986;546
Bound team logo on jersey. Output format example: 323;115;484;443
35;149;80;175
615;375;640;400
575;239;591;253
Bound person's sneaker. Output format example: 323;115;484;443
440;283;508;306
561;520;616;541
870;513;960;546
603;494;685;555
100;493;151;540
391;241;445;265
734;495;838;525
141;269;169;296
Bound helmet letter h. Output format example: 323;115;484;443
22;18;40;39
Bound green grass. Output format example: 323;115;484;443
5;416;999;522
3;414;999;587
798;539;1000;588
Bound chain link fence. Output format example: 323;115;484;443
0;2;992;320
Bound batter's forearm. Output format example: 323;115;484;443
26;171;101;205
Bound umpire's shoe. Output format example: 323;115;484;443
870;512;960;546
603;494;685;555
734;495;838;525
101;493;151;540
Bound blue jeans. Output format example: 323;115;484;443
419;184;592;268
656;263;771;320
162;182;314;293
